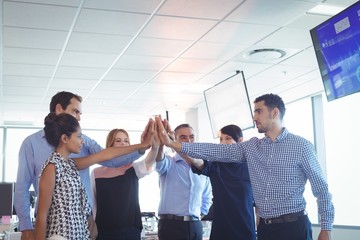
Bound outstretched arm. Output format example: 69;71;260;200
144;119;160;171
74;119;154;169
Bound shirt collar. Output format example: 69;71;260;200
174;152;185;162
263;127;288;143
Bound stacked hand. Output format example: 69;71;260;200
140;118;155;153
154;115;182;152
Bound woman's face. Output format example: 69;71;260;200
67;127;83;154
112;131;130;147
219;133;237;145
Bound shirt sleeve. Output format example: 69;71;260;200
133;158;155;179
200;177;213;215
191;160;211;176
155;155;170;175
302;140;335;230
14;137;35;231
181;142;245;163
81;134;143;167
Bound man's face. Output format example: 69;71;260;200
175;127;195;143
253;100;273;134
61;98;82;121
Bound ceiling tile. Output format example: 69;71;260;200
140;16;217;40
158;0;243;19
201;21;279;44
83;0;163;13
3;1;78;30
74;9;151;35
114;55;173;71
3;47;60;65
226;0;318;26
3;27;67;49
182;41;249;60
165;58;223;73
126;37;192;57
60;51;118;68
67;32;133;53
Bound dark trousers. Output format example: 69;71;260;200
257;215;313;240
158;219;203;240
96;226;141;240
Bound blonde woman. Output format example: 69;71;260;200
91;128;159;240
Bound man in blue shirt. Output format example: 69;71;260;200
155;123;212;240
155;94;334;240
15;91;150;240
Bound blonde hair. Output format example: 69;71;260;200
105;129;130;148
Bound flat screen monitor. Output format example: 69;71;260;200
204;71;254;138
310;1;360;101
0;182;14;217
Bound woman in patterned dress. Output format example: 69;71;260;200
34;113;154;240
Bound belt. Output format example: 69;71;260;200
260;210;307;224
159;214;199;222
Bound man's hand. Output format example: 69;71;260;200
155;116;181;152
21;230;34;240
152;122;161;149
162;118;175;141
318;230;332;240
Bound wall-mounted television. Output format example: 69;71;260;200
310;1;360;101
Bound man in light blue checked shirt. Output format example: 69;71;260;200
155;93;334;240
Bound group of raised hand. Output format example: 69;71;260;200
139;115;179;152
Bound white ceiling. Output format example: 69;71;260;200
0;0;357;130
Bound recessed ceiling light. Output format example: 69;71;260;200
243;48;286;61
307;4;345;16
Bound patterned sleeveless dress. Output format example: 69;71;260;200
39;152;91;239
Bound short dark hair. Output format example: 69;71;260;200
254;93;286;120
49;91;82;112
174;123;193;134
220;124;243;142
44;113;80;147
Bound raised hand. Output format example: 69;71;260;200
140;118;155;152
162;118;175;141
155;115;172;147
152;122;161;149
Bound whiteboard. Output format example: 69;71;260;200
204;71;254;138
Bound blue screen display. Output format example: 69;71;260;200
311;2;360;101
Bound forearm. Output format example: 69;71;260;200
75;143;148;169
34;216;47;240
15;178;33;231
179;153;204;170
156;145;165;162
145;147;159;171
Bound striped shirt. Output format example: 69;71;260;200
181;128;334;230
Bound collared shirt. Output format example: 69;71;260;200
181;128;334;230
15;129;143;231
156;153;212;218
